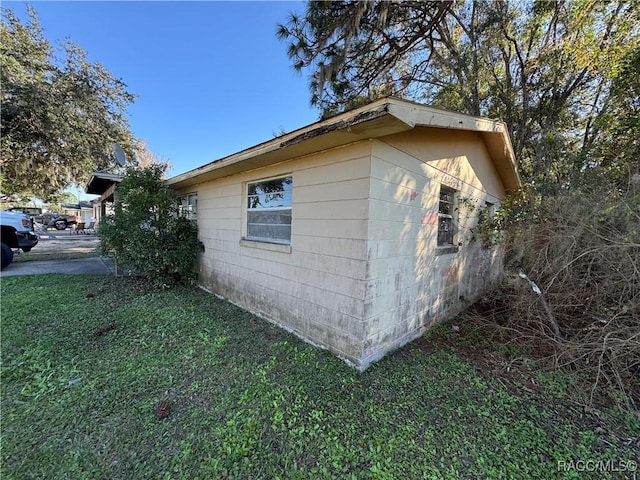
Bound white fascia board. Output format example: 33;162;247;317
386;98;504;133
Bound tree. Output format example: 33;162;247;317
98;165;204;286
585;47;640;191
0;7;136;200
45;190;78;206
134;138;173;173
277;1;451;113
280;1;640;408
278;0;639;187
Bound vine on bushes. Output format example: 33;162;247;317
98;166;204;286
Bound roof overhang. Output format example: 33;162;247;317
61;202;93;211
167;97;521;192
85;172;124;196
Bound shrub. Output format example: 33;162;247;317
98;166;204;285
470;184;639;409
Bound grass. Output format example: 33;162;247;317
1;275;638;479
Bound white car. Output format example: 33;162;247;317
1;211;39;269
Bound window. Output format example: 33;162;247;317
178;193;197;221
477;201;495;225
7;207;41;216
246;176;292;244
437;186;455;246
485;201;495;218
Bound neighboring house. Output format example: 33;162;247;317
85;172;124;223
60;201;94;224
167;97;521;370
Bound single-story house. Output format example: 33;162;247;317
60;201;94;224
167;97;521;370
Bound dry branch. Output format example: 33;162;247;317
466;189;639;410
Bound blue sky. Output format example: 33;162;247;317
7;1;319;180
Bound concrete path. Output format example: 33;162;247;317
0;257;115;277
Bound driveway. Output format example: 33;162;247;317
1;257;114;276
33;228;101;254
1;229;114;277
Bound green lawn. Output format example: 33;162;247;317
1;275;638;479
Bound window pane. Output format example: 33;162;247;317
437;217;454;245
177;193;197;221
246;176;292;243
188;194;198;211
439;200;452;215
437;186;455;246
247;224;292;243
247;209;291;225
440;189;453;202
485;202;495;217
247;176;292;210
439;188;454;215
247;209;291;242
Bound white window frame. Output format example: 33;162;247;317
437;186;456;248
244;175;292;245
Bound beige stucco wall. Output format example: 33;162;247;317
361;128;505;366
181;142;373;365
177;127;509;369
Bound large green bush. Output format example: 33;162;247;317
98;166;204;285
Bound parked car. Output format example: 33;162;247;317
0;210;39;269
36;212;78;230
5;207;77;230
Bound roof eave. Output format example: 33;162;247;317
478;127;521;192
167;99;412;189
385;99;521;191
167;97;522;191
85;172;124;195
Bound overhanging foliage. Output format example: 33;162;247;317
279;0;639;187
0;7;136;200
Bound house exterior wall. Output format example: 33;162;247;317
181;142;373;364
361;128;506;366
176;128;509;370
